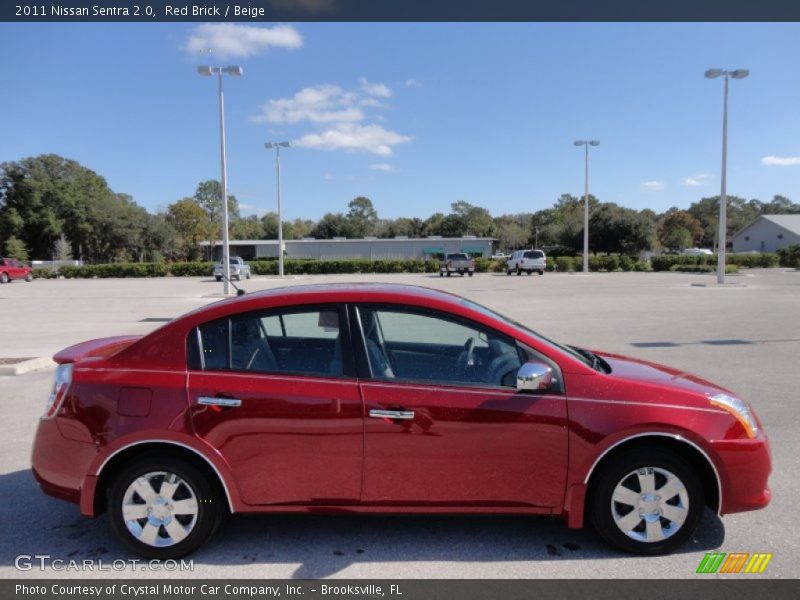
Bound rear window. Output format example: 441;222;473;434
523;251;544;259
446;253;468;260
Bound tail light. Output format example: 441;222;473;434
470;259;476;268
44;363;73;418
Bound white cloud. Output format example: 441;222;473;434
682;173;712;187
323;172;334;181
253;85;364;124
184;24;303;59
360;77;392;98
370;163;394;172
293;123;412;156
762;155;800;166
404;78;422;88
641;180;664;191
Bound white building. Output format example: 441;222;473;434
731;215;800;253
200;236;495;261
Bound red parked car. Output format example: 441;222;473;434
0;257;33;283
32;284;771;558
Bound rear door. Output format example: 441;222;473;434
354;304;569;507
187;304;363;506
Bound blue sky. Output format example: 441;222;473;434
1;22;799;220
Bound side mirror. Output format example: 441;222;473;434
516;360;553;392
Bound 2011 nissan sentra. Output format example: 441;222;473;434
32;283;771;558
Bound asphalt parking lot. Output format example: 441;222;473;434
0;269;798;579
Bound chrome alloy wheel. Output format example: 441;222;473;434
121;471;199;547
610;466;689;543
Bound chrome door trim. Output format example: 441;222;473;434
369;409;415;420
198;396;242;408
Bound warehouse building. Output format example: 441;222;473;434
201;236;495;261
731;215;800;253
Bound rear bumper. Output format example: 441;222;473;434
713;435;772;515
31;417;97;509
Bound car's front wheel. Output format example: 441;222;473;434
589;448;703;555
108;456;223;559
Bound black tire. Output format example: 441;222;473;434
215;276;222;282
468;272;473;277
25;273;33;282
516;268;521;276
526;270;532;275
446;271;451;277
246;273;251;280
538;270;544;276
506;270;512;276
108;456;223;559
0;272;8;284
439;271;444;277
589;448;703;555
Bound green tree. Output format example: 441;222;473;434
166;198;213;261
53;234;73;261
658;209;704;250
231;215;265;240
4;236;28;261
310;213;352;239
346;196;379;237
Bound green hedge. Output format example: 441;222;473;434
651;253;778;271
59;263;168;278
169;261;214;276
777;245;800;268
32;267;57;279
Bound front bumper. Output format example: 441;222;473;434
713;435;772;515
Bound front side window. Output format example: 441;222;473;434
190;306;344;377
358;307;522;387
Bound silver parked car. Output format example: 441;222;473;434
506;249;546;275
213;256;251;281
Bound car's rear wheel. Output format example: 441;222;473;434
589;448;703;555
516;268;521;276
215;276;222;282
0;272;8;284
25;273;33;282
538;270;544;276
506;270;512;276
468;272;473;277
108;456;223;559
439;271;443;277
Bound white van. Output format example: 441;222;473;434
506;249;546;275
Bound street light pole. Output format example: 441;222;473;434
265;142;290;277
705;68;749;284
198;65;243;295
574;140;600;273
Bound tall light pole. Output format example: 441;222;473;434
574;140;600;273
705;68;749;284
198;65;243;294
265;142;290;277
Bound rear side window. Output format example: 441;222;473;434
188;306;345;377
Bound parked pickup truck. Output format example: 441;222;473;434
439;253;475;277
213;256;251;281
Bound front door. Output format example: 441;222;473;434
187;304;363;506
355;305;569;508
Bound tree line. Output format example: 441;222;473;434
1;154;798;263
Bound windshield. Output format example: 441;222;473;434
460;297;594;368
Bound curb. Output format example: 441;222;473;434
0;357;55;376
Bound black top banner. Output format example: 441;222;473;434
3;0;800;22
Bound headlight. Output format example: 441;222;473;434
710;393;759;438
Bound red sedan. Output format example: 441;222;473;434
0;257;33;283
31;284;771;558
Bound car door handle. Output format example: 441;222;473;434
369;409;415;420
198;396;242;408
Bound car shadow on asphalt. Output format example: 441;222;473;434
1;469;726;578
